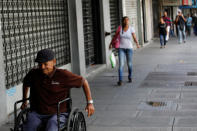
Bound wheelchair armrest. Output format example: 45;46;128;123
57;97;71;131
15;98;30;104
14;98;30;126
58;98;70;107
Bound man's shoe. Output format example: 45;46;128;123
117;81;122;86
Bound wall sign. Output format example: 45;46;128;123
162;0;182;6
182;0;193;5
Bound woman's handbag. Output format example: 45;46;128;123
111;26;121;48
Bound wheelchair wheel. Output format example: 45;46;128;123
67;108;86;131
75;112;86;131
14;108;30;131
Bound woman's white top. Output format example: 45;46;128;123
119;26;135;49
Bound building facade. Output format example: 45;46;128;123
122;0;154;46
0;0;155;124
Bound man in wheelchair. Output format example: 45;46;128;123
20;49;95;131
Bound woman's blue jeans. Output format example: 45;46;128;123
160;34;166;46
177;25;186;43
118;48;133;82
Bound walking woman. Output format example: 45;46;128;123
109;16;140;86
158;17;167;48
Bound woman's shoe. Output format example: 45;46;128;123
117;81;122;86
128;78;132;83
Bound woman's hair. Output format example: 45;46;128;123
122;16;129;34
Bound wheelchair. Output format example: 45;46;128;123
10;98;86;131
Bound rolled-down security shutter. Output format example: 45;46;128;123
110;0;123;36
82;0;96;66
1;0;70;88
125;0;138;37
110;0;122;55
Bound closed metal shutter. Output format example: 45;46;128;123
125;0;138;37
110;0;122;54
0;0;70;88
110;0;123;36
82;0;96;66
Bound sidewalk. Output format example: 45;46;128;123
72;36;197;131
2;36;197;131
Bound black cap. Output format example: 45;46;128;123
35;49;55;63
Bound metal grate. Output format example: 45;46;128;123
82;0;96;66
146;101;167;107
1;0;70;89
187;72;197;76
138;101;176;111
184;81;197;86
109;0;122;54
110;0;122;36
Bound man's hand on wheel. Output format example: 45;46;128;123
85;103;95;117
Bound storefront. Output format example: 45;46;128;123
179;0;197;14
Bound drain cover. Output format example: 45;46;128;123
146;101;167;107
184;81;197;86
187;72;197;76
138;101;176;111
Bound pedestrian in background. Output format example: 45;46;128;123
109;16;140;86
174;19;179;37
175;10;187;44
162;11;171;42
158;17;167;48
193;13;197;36
170;20;175;37
186;14;192;36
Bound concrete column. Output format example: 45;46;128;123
102;0;111;67
97;0;106;64
145;0;154;41
137;0;144;46
0;16;7;125
67;0;86;76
